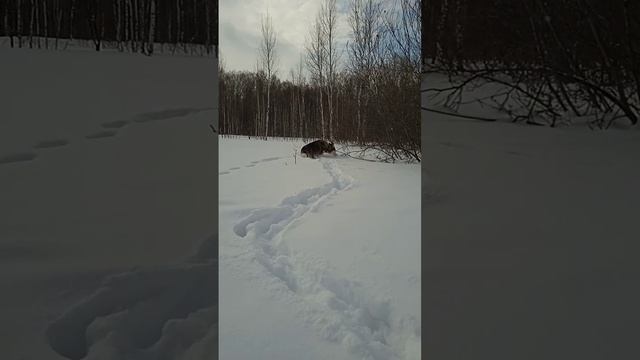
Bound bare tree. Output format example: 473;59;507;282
43;0;48;48
29;0;35;47
146;0;156;55
320;0;340;140
385;0;421;68
205;0;212;54
435;0;450;64
0;0;216;56
306;15;326;138
175;0;182;52
87;0;102;51
2;1;10;47
259;11;278;138
424;0;640;129
69;0;75;42
54;0;62;48
255;59;263;138
296;54;306;138
348;0;384;142
219;0;420;161
18;0;23;47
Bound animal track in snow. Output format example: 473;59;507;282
101;120;129;129
0;152;37;165
85;130;117;139
47;234;218;360
3;107;213;170
233;159;352;241
133;107;214;123
229;159;402;360
258;157;281;162
220;156;285;176
34;139;70;149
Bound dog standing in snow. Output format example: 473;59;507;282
301;140;336;159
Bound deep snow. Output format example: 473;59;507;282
0;43;217;359
422;73;640;359
219;137;421;360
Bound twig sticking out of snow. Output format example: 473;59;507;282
336;143;419;163
422;105;499;122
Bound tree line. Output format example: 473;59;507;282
220;0;421;162
0;0;217;55
423;0;640;129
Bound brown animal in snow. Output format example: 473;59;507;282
301;140;336;159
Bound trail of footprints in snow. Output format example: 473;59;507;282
46;234;219;360
218;156;282;176
0;108;214;167
228;159;403;360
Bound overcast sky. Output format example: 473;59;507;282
220;0;351;78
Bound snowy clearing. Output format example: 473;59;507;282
422;74;640;358
0;43;217;359
219;137;421;360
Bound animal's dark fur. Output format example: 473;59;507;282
301;140;336;159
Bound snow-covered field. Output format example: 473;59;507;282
422;74;640;358
0;43;217;359
219;137;421;360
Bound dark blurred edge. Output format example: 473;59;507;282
420;0;640;359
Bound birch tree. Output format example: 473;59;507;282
146;0;156;55
320;0;340;140
306;16;326;138
259;11;278;138
348;0;384;142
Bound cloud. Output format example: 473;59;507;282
220;0;351;77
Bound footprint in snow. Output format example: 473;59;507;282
0;152;37;165
85;130;117;139
46;235;218;360
133;107;214;123
34;139;70;149
259;157;281;162
101;120;129;129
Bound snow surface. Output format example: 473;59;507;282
219;137;421;360
0;43;217;359
422;74;640;359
